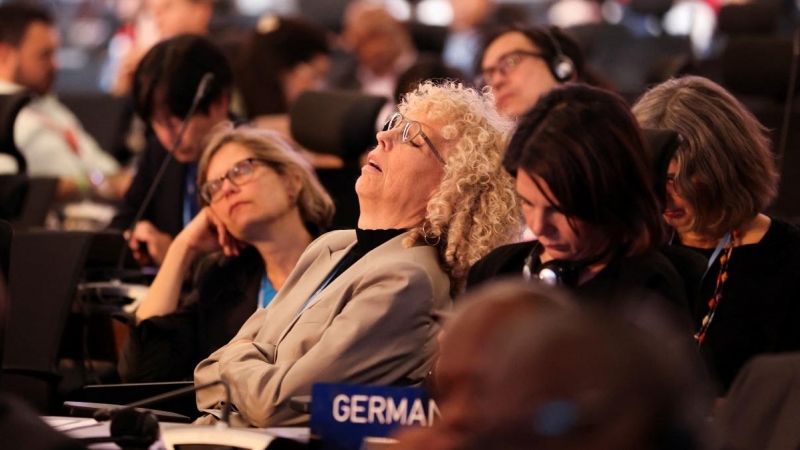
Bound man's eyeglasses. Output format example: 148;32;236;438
479;50;545;86
200;158;269;204
381;112;446;165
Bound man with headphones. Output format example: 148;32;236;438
477;25;585;119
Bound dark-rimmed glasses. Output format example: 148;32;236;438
200;158;269;204
479;50;545;86
381;112;446;165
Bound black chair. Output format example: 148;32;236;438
713;352;800;450
58;92;132;163
290;90;387;229
722;36;800;222
0;230;116;413
0;175;58;226
0;92;32;173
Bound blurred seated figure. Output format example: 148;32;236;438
110;0;213;97
118;124;334;382
468;84;688;311
235;15;341;169
477;25;609;120
633;76;800;393
396;280;711;450
0;4;129;200
237;15;330;119
109;35;233;267
193;81;521;427
331;1;417;120
393;57;468;104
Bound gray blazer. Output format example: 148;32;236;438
194;230;451;427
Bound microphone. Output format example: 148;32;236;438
115;71;216;271
93;379;232;425
73;380;232;448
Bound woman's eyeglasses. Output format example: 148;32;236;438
382;112;446;165
200;158;269;204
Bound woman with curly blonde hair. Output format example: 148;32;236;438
469;84;688;311
194;80;522;427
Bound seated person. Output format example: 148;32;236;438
396;280;710;450
118;124;334;382
477;25;608;120
0;4;127;200
193;81;521;427
633;75;800;393
468;84;688;311
109;35;233;266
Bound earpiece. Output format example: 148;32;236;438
541;27;575;83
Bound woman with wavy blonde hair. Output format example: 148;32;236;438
119;124;334;382
193;81;522;428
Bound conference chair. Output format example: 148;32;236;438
0;92;31;173
722;35;800;223
713;352;800;450
1;230;126;413
290;89;387;229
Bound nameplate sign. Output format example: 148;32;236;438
310;383;439;450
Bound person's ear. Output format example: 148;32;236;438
282;166;303;204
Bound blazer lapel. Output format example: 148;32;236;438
273;241;356;344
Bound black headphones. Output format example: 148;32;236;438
540;27;576;83
522;242;618;287
79;409;160;449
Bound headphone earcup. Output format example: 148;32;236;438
538;260;579;287
109;409;160;449
551;55;576;83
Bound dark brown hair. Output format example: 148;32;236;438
504;84;664;254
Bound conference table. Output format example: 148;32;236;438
43;416;311;449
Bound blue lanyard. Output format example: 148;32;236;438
259;274;277;309
294;254;351;317
183;163;199;227
702;231;733;280
671;230;733;280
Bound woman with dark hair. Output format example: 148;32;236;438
235;15;331;118
468;84;686;309
476;25;611;119
634;76;800;393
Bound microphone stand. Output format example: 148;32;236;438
79;73;216;309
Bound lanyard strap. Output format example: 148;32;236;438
258;274;277;309
182;164;199;226
702;231;733;280
294;252;353;317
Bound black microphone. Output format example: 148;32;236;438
115;72;216;271
94;379;232;425
73;379;231;448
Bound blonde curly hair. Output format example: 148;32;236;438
401;81;523;292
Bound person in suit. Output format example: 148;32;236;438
193;80;522;427
118;124;335;382
109;35;233;266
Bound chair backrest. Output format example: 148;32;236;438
0;175;58;227
1;230;96;413
58;92;131;155
0;92;32;173
290;90;386;162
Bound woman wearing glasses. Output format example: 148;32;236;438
118;125;335;383
193;81;521;427
478;25;608;119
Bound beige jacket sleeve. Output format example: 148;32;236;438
194;232;450;428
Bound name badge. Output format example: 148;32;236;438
310;383;439;450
